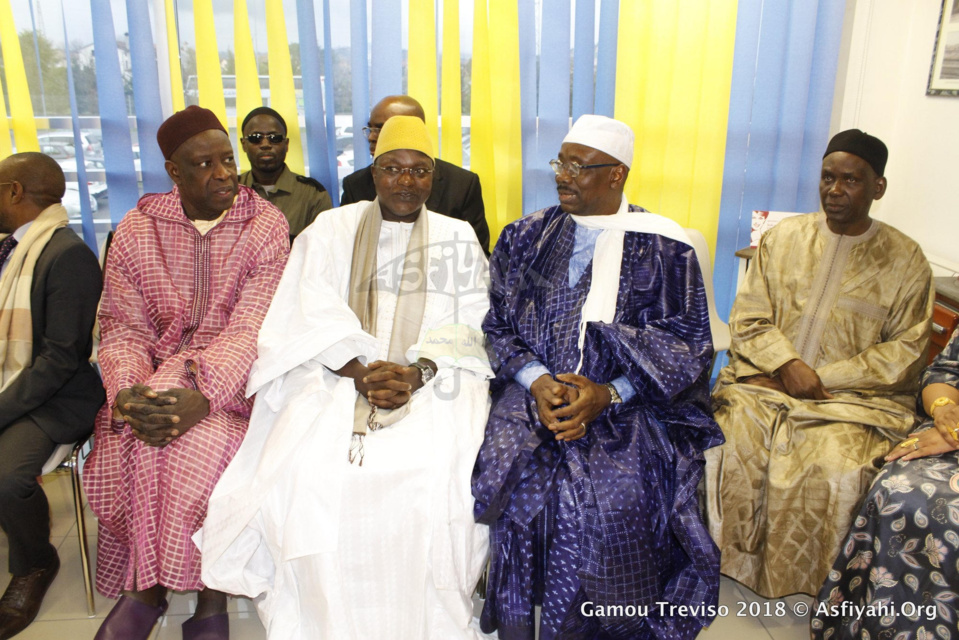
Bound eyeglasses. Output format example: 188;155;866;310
549;159;619;178
244;133;286;145
373;165;434;179
362;126;382;138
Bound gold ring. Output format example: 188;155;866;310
580;422;587;430
900;437;919;449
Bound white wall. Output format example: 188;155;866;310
834;0;959;276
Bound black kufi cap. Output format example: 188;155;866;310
823;129;888;176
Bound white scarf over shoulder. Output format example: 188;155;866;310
570;195;691;371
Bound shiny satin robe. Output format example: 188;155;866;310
473;206;723;639
704;212;933;598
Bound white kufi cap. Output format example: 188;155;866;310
562;114;634;168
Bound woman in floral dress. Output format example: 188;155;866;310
813;326;959;639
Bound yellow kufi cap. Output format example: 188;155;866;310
373;115;434;161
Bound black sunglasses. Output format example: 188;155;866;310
245;133;286;145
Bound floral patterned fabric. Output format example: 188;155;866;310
813;328;959;639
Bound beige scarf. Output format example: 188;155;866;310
347;199;429;464
0;204;69;390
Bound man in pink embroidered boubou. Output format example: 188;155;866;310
84;105;289;640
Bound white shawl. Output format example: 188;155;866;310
570;194;691;371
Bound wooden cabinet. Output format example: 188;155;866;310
931;277;959;363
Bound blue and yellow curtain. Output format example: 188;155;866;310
714;0;847;320
0;0;845;319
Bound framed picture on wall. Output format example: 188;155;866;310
928;0;959;96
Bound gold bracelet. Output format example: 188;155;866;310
929;396;957;415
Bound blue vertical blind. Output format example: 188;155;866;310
713;0;846;321
321;0;340;206
517;2;537;215
60;1;96;254
350;0;371;168
126;0;169;196
572;0;596;121
529;0;572;215
297;0;335;200
90;0;139;225
370;0;402;105
594;0;619;118
2;0;846;317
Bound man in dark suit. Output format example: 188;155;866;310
0;153;104;639
341;95;490;253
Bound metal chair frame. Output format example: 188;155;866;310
42;437;95;616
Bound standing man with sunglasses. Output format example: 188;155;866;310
341;95;490;254
239;107;332;240
472;115;723;639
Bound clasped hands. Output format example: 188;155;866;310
114;384;211;447
886;400;959;462
530;373;612;442
341;358;436;410
743;358;834;400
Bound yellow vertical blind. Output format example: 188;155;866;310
614;0;737;255
165;0;185;112
486;2;523;242
193;0;228;128
0;54;12;159
470;0;497;240
440;0;462;166
265;0;304;174
408;0;439;155
234;0;261;172
687;0;738;247
0;0;38;152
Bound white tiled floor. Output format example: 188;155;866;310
5;471;813;639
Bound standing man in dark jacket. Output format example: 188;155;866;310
0;152;104;639
341;95;490;253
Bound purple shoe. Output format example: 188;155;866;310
94;595;168;640
182;612;229;640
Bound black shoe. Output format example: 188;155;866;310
0;554;60;640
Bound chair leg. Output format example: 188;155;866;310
69;444;96;616
474;557;489;599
